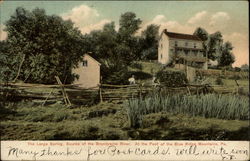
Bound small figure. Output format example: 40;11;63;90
152;75;160;87
128;75;136;85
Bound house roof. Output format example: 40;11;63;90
163;29;202;41
84;54;101;65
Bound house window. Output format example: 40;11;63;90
161;44;163;49
161;54;163;59
194;43;196;48
185;42;188;47
175;41;178;47
83;60;88;67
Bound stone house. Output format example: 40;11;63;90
158;29;208;69
72;54;101;88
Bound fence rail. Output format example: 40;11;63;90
0;82;247;105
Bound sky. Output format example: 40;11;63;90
0;1;248;67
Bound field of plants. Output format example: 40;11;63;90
125;94;249;128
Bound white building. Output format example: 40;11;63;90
72;54;101;88
158;29;207;69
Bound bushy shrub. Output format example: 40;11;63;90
234;67;241;72
156;69;188;87
101;60;130;85
128;71;152;80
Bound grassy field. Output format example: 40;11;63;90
1;100;249;140
129;61;163;74
1;62;249;140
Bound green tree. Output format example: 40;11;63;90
218;41;235;67
117;12;142;62
194;28;223;61
208;31;223;60
4;7;86;84
83;12;142;84
84;22;118;60
0;41;15;83
82;22;129;84
118;12;142;38
140;24;159;60
83;22;130;84
193;27;209;41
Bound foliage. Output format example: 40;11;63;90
193;27;209;41
115;12;142;63
118;12;142;38
207;32;223;60
218;41;235;67
156;68;188;87
2;8;158;85
101;58;130;84
234;67;241;72
82;22;128;84
139;24;159;60
83;12;143;84
3;7;86;84
124;94;249;128
128;71;152;80
0;41;15;83
194;28;224;61
241;64;249;72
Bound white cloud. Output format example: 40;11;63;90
62;5;99;26
188;11;208;24
209;12;230;26
142;11;232;36
151;15;167;24
0;25;7;41
79;19;111;34
140;15;194;35
61;4;111;34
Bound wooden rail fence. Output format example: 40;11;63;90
0;82;247;105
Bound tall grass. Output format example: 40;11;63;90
124;94;249;128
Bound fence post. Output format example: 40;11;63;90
55;76;71;106
139;84;142;99
99;84;103;103
234;80;239;95
41;89;54;106
184;81;191;95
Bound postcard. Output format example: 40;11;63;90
0;1;249;161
